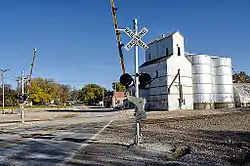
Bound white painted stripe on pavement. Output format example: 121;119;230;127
58;119;114;166
90;120;113;141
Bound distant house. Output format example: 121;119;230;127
104;91;125;108
112;92;125;107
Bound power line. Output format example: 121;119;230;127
54;80;118;84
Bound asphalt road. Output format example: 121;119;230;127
0;107;119;166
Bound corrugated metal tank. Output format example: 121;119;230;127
233;84;250;107
190;55;214;109
212;57;234;108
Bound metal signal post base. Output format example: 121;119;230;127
21;107;25;123
135;119;141;145
20;103;25;123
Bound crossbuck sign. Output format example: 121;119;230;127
124;27;149;51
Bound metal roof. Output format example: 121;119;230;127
139;55;172;68
147;31;183;46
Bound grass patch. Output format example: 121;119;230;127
3;106;19;109
4;105;72;109
26;105;72;109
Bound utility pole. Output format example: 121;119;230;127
21;71;25;95
133;18;141;146
1;69;10;114
102;88;105;107
114;82;117;107
20;70;26;123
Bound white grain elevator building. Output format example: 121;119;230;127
139;31;193;110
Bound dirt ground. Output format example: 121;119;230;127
69;109;250;166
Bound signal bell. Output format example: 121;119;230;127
119;73;134;88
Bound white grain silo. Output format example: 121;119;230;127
189;55;214;109
212;57;234;108
139;31;193;110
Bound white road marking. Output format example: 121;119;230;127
90;120;113;140
29;153;59;159
58;119;114;166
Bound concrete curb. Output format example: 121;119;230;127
0;118;53;125
0;113;81;125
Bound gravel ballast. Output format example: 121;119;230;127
69;109;250;166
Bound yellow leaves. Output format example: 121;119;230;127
29;78;70;105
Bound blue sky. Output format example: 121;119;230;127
0;0;249;90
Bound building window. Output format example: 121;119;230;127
165;48;169;56
148;53;151;60
177;47;181;56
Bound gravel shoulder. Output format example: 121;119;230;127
68;109;250;166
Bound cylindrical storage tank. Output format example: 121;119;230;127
191;55;214;110
213;57;234;108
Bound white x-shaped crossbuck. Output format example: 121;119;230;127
124;27;149;51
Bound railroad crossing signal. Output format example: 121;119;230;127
124;27;149;51
119;72;152;89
